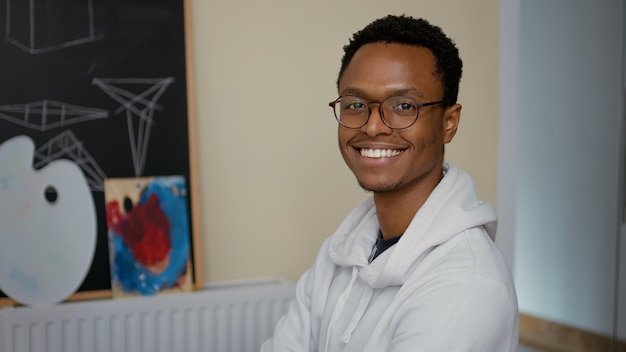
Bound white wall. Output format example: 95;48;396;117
499;0;624;338
189;0;501;283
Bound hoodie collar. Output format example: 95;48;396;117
327;163;498;288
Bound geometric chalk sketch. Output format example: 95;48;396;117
0;100;109;132
5;0;101;54
92;77;175;176
33;130;107;192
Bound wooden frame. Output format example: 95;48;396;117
0;0;201;306
520;313;626;351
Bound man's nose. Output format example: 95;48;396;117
361;104;392;136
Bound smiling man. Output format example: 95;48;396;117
262;15;518;351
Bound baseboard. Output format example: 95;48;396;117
519;313;626;352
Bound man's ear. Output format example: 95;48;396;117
443;103;461;144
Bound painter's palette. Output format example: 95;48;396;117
0;136;96;306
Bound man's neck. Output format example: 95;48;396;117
373;167;444;240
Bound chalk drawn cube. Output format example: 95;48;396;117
5;0;99;54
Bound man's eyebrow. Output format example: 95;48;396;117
392;88;425;98
339;87;425;98
339;87;366;96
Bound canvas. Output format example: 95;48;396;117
104;175;192;298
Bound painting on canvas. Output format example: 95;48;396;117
104;175;192;297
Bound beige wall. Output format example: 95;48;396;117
189;0;500;283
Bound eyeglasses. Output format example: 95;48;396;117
328;95;443;129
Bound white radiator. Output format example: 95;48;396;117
0;279;295;352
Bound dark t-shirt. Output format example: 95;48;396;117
368;231;402;263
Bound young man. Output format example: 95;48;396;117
262;15;518;351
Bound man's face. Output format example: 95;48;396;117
337;42;460;194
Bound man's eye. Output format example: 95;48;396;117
393;101;417;111
343;100;366;110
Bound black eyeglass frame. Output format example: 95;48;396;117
328;95;443;130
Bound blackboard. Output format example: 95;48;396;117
0;0;201;305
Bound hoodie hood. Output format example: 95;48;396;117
327;163;497;289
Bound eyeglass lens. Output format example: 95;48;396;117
334;96;421;129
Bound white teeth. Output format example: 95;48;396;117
360;148;402;158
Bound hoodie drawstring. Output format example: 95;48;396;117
340;286;374;343
323;266;376;348
324;267;358;351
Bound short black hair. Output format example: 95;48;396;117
337;15;463;106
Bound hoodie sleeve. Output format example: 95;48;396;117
388;271;519;352
261;234;341;352
260;266;316;351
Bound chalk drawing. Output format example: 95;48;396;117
5;0;100;54
0;100;108;131
33;130;107;192
92;77;175;176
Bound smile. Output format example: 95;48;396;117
359;148;403;158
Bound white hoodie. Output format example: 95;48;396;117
262;163;518;351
